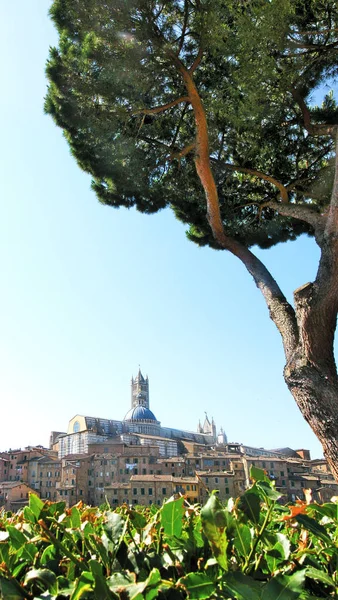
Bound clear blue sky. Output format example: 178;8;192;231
0;2;335;458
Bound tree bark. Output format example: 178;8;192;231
284;353;338;481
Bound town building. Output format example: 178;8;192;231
0;370;337;510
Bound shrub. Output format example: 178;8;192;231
0;468;337;599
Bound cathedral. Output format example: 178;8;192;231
53;369;227;458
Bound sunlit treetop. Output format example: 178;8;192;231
45;0;338;249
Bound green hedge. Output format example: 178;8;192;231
0;467;337;599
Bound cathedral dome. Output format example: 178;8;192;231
124;406;157;422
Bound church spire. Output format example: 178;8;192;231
131;369;149;408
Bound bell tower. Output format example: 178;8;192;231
131;368;149;409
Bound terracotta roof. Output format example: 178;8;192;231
130;475;198;484
197;471;233;477
0;482;34;490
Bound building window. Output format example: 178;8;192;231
205;478;208;484
291;481;295;487
141;488;145;496
162;488;166;495
262;462;266;468
280;471;285;477
282;480;286;486
215;478;219;484
142;469;147;475
270;462;274;469
80;490;83;495
133;488;137;495
148;488;153;496
225;487;229;494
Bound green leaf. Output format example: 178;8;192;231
261;570;306;600
250;466;269;482
266;543;286;574
40;544;57;565
296;514;331;544
71;571;95;600
129;510;147;530
193;516;204;548
108;572;134;591
24;568;58;596
223;572;261;600
6;526;27;550
17;542;38;564
89;559;116;600
178;572;215;600
305;566;335;587
23;506;36;524
70;506;81;529
29;494;44;520
161;497;185;538
238;491;261;524
103;512;125;544
257;481;282;501
233;522;252;558
200;494;228;571
0;576;26;600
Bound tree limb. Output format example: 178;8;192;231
291;88;337;137
220;163;290;204
189;45;204;73
168;51;299;360
132;96;190;115
177;0;189;55
263;200;324;229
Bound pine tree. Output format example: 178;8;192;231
45;0;338;479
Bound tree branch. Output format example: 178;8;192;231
169;142;195;162
168;51;299;360
263;200;323;229
132;96;190;115
177;0;189;55
291;88;337;137
220;163;290;204
189;45;204;73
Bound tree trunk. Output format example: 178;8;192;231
284;276;338;481
284;353;338;481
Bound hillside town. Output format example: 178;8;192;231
1;371;337;512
